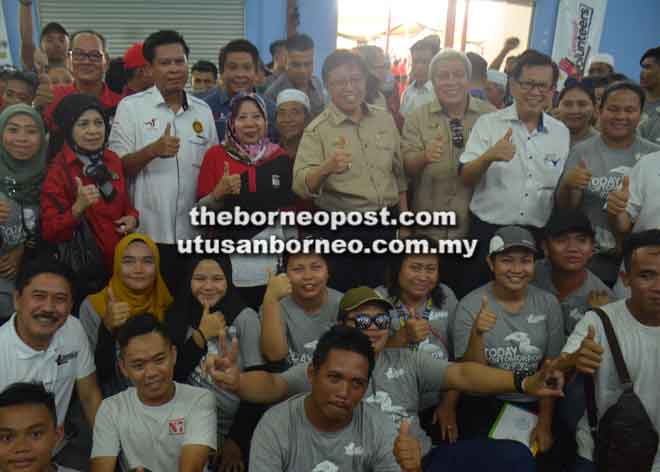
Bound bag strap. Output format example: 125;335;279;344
591;308;632;386
585;370;598;443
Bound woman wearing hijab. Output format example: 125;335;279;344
165;255;262;454
197;93;294;310
0;104;47;321
79;233;173;396
40;94;138;272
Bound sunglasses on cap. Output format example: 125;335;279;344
347;312;391;330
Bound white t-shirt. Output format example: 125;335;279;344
91;382;216;472
626;150;660;232
0;314;95;426
562;300;660;469
108;86;218;244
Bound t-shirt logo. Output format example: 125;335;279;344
504;332;542;356
312;461;338;472
168;418;185;435
344;442;364;456
56;351;79;366
385;367;405;380
527;314;546;324
428;310;448;321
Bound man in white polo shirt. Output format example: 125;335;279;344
109;30;217;293
0;258;102;440
459;49;570;292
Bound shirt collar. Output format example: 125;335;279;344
7;314;59;360
499;104;548;133
429;94;483;115
327;101;371;126
150;86;190;111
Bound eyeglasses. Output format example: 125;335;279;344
70;49;104;63
448;118;465;148
328;76;364;90
515;80;552;93
347;313;391;330
434;70;467;82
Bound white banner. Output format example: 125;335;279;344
0;5;12;66
551;0;608;82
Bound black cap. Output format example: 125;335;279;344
544;208;594;239
41;22;69;38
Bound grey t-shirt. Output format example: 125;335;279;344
188;307;264;447
376;284;458;362
0;191;39;256
268;289;342;366
452;282;565;401
250;393;399;472
531;259;613;336
91;383;216;472
561;135;660;282
281;349;449;456
639;109;660;144
570;128;599;149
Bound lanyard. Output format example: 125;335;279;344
392;298;449;352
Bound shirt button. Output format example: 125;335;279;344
528;173;532;177
520;212;524;216
524;193;528;197
529;156;533;159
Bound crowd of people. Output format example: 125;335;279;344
1;4;660;471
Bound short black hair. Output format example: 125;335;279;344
622;230;660;272
143;30;190;64
410;36;441;57
70;30;107;51
286;34;314;53
558;80;596;105
604;72;629;85
117;313;172;352
15;257;75;296
321;49;369;85
3;70;38;94
192;60;218;79
312;326;375;379
511;49;559;85
467;52;487;81
269;39;287;57
599;81;646;111
640;47;660;66
218;39;259;73
0;382;57;426
105;57;128;93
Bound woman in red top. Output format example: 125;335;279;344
41;94;138;273
197;93;294;309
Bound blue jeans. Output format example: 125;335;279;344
572;456;596;472
423;439;536;471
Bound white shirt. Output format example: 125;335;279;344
562;300;660;470
91;383;216;472
459;105;570;227
400;80;434;115
109;86;218;244
0;314;95;426
626;150;660;232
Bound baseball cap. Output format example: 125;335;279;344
339;287;394;312
544;208;595;239
123;42;147;70
276;88;311;112
41;22;69;38
488;226;537;256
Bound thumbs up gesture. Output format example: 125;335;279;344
606;175;630;217
393;420;422;472
212;161;242;200
566;159;593;190
197;299;226;342
72;176;100;218
103;287;131;332
474;295;497;334
405;307;431;344
424;128;445;164
575;325;604;375
264;267;292;302
32;72;54;111
323;135;352;175
486;128;516;163
151;123;180;158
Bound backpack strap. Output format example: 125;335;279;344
584;307;633;444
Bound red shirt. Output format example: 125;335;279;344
40;144;139;269
44;83;123;131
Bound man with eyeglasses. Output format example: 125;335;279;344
43;30;122;130
265;34;325;118
204;286;564;471
459;49;570;294
0;70;38;111
293;49;408;292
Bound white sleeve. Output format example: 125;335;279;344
183;390;217;450
108;99;137;157
72;319;96;380
562;311;603;355
90;400;120;459
626;158;644;222
459;114;491;164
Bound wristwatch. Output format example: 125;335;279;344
513;370;527;394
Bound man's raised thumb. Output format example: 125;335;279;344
164;123;172;137
622;175;630;193
399;419;410;436
579;158;588;169
503;128;513;141
480;294;489;312
586;324;596;341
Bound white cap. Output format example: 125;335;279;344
587;53;615;69
487;69;507;88
276;88;311;112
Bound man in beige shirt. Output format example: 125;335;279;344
402;49;495;296
293;49;408;291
